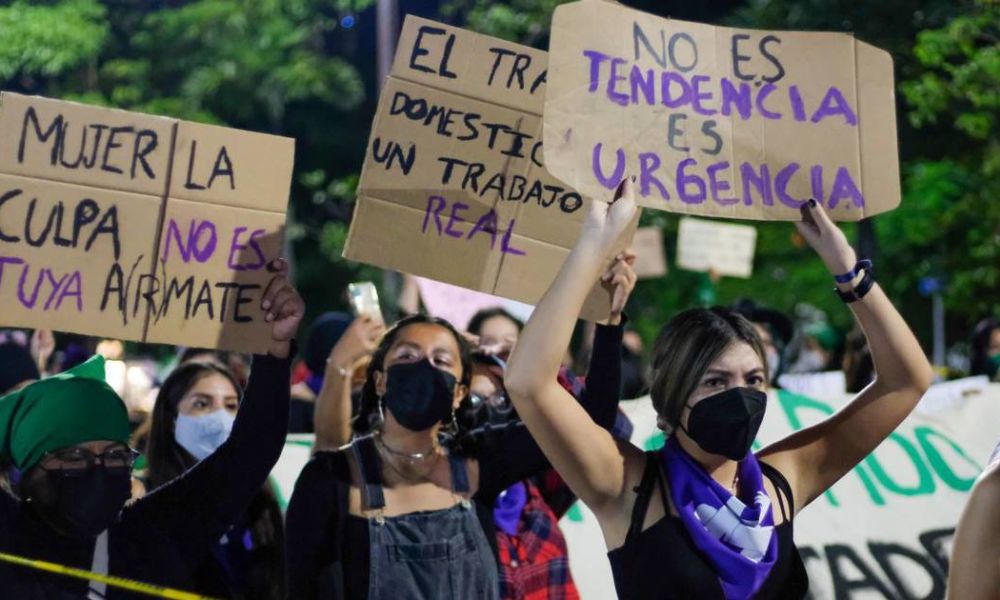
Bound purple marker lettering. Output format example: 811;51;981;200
592;143;626;190
18;266;43;309
720;78;752;120
630;66;656;105
638;152;670;201
660;72;692;109
676;159;707;204
740;162;773;206
775;163;806;208
228;227;267;271
500;223;526;256
422;195;446;234
810;165;824;203
691;75;717;116
43;269;69;311
811;87;857;126
707;162;737;205
755;84;781;120
54;271;83;311
191;220;217;263
0;256;25;286
828;167;864;208
161;219;191;263
607;58;630;106
789;85;807;122
583;50;611;93
467;209;499;249
444;202;469;238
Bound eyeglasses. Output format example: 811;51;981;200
468;392;513;415
39;446;141;476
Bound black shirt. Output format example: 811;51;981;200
0;351;291;598
286;322;625;600
608;453;809;599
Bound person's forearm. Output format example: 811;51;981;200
313;367;353;450
507;238;607;393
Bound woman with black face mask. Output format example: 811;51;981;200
285;299;630;599
0;259;303;598
505;180;934;599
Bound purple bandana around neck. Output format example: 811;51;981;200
660;436;778;599
493;481;528;536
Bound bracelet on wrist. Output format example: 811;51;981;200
325;357;350;377
835;269;876;303
833;259;872;284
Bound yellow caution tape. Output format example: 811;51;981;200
0;551;222;600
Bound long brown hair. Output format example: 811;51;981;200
650;307;766;431
146;361;285;600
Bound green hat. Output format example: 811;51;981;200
804;322;841;352
0;355;130;471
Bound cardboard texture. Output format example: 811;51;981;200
676;217;757;278
344;15;636;322
543;0;900;221
0;92;293;352
631;226;667;279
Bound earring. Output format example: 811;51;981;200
376;396;386;431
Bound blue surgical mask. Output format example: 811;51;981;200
174;409;236;460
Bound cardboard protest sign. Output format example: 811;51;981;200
676;216;756;278
631;226;667;279
543;0;900;221
0;92;293;352
343;15;637;322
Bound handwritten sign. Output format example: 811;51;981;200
0;92;293;352
343;16;636;322
676;217;757;278
543;1;900;221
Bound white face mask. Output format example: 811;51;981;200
174;409;236;460
766;347;781;383
791;349;827;374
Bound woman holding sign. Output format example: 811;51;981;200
505;179;933;599
0;259;303;599
285;266;635;600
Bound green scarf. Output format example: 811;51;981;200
0;355;130;471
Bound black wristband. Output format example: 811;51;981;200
836;270;876;303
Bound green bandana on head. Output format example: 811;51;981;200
0;355;130;471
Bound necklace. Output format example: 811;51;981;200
375;436;441;482
375;432;439;463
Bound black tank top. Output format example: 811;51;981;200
607;451;809;599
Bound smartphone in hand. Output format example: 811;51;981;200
348;282;385;325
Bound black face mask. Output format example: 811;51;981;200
382;359;458;431
33;468;131;537
680;387;767;461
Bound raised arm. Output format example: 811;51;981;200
505;179;638;514
313;315;384;450
759;201;934;510
130;260;304;563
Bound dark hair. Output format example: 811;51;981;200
146;362;285;598
466;307;524;336
970;318;1000;377
649;307;766;430
354;314;472;439
843;326;874;393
